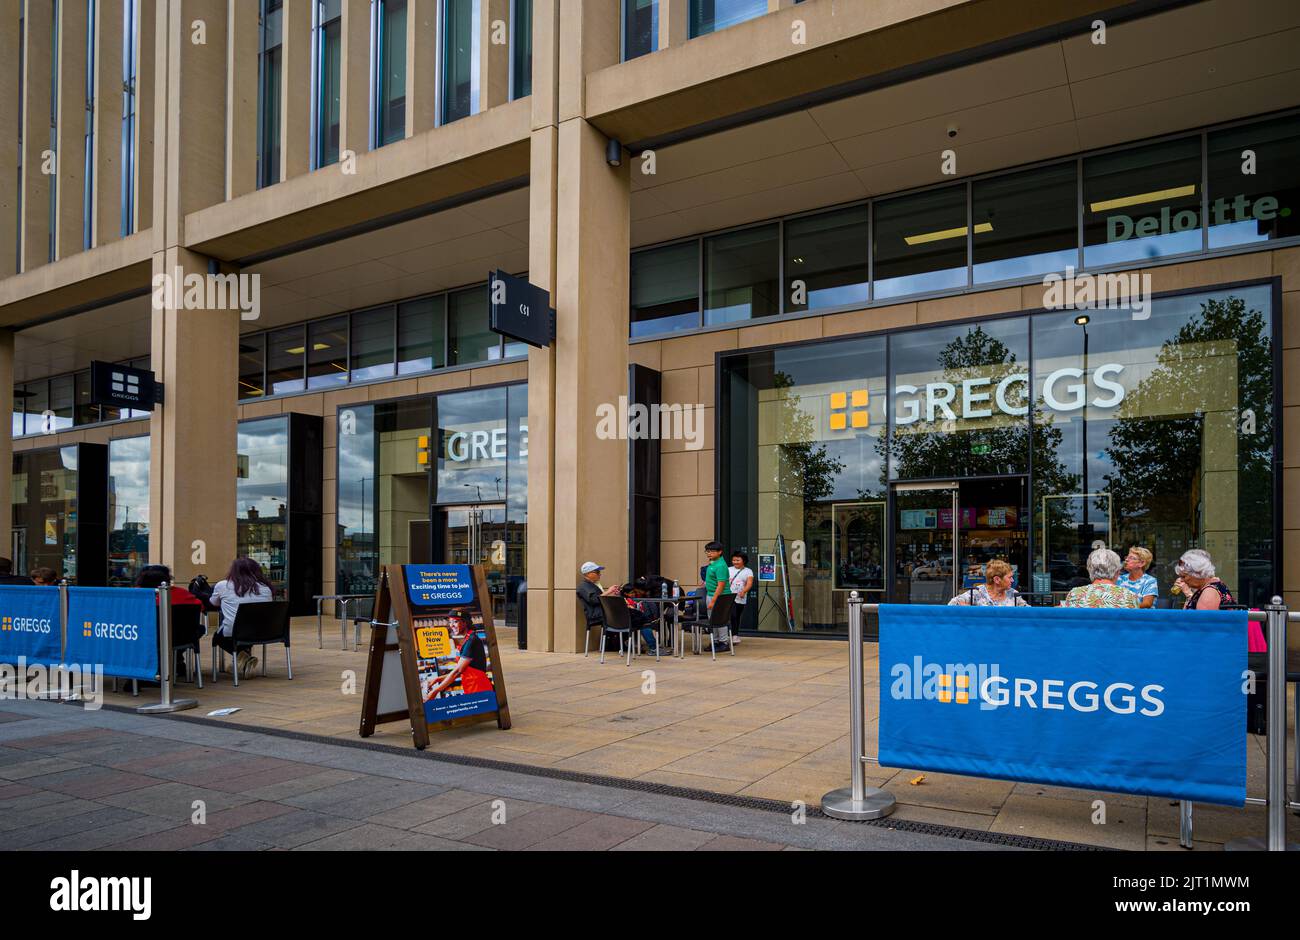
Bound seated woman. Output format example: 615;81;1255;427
1060;549;1138;608
209;557;275;678
947;559;1027;607
1174;548;1235;610
134;564;204;609
29;567;58;586
621;579;668;656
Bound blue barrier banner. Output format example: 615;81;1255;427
0;585;61;666
64;587;159;682
878;604;1247;806
404;565;475;606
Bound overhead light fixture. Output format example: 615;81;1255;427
792;257;804;264
1089;185;1196;213
605;138;623;167
286;346;305;355
903;222;992;246
312;343;331;351
1074;314;1090;326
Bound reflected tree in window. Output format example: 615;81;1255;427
772;371;844;504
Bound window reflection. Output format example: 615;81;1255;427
11;447;79;581
1084;136;1202;267
784;205;870;312
108;435;150;586
874;186;968;300
973;163;1078;283
632;242;699;336
237;417;290;597
704;224;778;325
1207;115;1300;249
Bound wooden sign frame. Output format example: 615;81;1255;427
359;564;512;749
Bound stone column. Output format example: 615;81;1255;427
92;0;124;248
479;0;510;111
135;0;155;232
0;330;13;558
20;0;54;272
339;0;370;158
405;0;437;136
54;0;88;260
147;0;237;586
660;0;688;49
0;0;19;275
280;0;312;179
226;0;259;199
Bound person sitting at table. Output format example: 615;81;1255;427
621;579;668;656
29;567;58;586
947;559;1027;607
0;557;34;586
135;564;205;611
209;557;275;678
1060;549;1138;608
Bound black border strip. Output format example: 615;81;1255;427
86;700;1107;851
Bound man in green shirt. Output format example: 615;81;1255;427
702;540;732;649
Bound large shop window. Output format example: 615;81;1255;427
237;418;291;597
336;385;528;625
720;283;1278;637
11;447;79;581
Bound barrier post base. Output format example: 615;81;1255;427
821;787;897;821
1224;836;1299;852
136;699;198;715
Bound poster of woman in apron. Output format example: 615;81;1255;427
427;609;495;699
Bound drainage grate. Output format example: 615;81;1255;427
89;700;1106;851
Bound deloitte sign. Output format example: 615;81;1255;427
892;363;1125;425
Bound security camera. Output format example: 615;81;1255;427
946;124;958;139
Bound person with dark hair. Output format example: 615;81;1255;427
134;564;204;609
209;558;274;677
700;540;732;651
0;557;34;586
428;610;494;699
727;551;753;646
620;578;668;656
29;567;58;586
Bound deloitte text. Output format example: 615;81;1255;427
889;657;1165;715
0;658;104;710
151;267;261;320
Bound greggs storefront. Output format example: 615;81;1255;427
719;281;1280;637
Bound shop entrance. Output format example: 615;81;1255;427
890;476;1029;604
434;504;508;624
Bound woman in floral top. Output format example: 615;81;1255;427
1061;549;1138;608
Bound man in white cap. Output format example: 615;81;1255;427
577;561;619;655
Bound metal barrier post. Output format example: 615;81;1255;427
1227;597;1297;851
138;583;198;715
822;592;897;821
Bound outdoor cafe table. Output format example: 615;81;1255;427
312;594;371;650
636;596;692;659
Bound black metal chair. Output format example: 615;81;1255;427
597;595;637;667
170;604;204;689
689;592;736;661
211;601;292;686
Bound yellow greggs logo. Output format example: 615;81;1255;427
83;620;93;637
1;616;10;631
937;673;971;704
829;390;869;431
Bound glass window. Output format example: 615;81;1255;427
351;306;397;381
505;383;528;624
258;0;283;187
690;0;765;37
1031;284;1274;606
24;381;48;435
316;0;342;167
398;295;446;373
11;447;79;580
239;333;267;399
74;371;98;426
108;435;150;586
336;403;378;596
12;386;25;437
873;185;968;300
622;0;657;60
267;326;306;395
237;417;290;597
888;318;1030;480
720;336;889;636
49;375;75;432
448;286;496;365
704;224;778;326
436;387;509;504
511;0;532;99
376;0;407;146
307;317;349;388
1207;115;1300;249
784;205;869;312
631;242;699;336
1083;136;1201;267
972;162;1078;283
441;0;480;124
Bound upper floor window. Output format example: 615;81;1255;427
1207;114;1300;249
441;0;480;124
121;0;139;235
622;0;657;61
375;0;408;146
258;0;284;187
510;0;532;100
690;0;766;38
314;0;343;168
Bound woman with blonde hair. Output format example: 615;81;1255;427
948;559;1027;607
1117;546;1158;609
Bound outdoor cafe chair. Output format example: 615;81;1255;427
688;592;736;661
211;600;293;687
596;595;638;667
170;603;204;690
